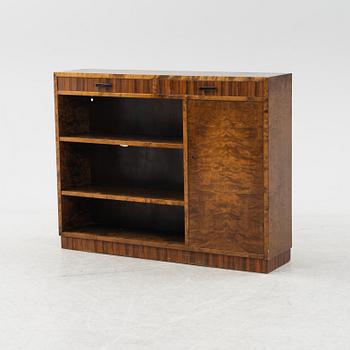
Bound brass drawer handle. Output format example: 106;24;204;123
96;83;112;88
198;86;217;91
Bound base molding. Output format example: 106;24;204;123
61;237;290;273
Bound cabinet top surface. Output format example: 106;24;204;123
55;69;290;80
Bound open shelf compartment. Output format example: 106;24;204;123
60;142;184;206
58;95;183;148
58;94;186;246
62;197;185;245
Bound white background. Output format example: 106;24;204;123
0;1;349;349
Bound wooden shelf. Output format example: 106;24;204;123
55;72;292;273
62;185;184;206
59;134;183;149
62;225;185;247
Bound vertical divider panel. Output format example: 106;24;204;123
182;98;189;245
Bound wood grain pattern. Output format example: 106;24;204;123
61;229;263;258
267;74;292;258
56;74;265;98
182;99;190;245
55;69;283;80
54;70;292;273
187;100;264;255
59;134;183;149
62;226;184;247
61;236;290;273
57;90;265;101
157;79;264;97
58;95;90;136
59;142;91;189
57;77;153;94
54;76;63;233
263;80;270;257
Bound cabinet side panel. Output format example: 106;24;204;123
188;100;264;255
54;75;63;234
268;75;292;257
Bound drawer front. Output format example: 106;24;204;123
57;77;154;94
157;79;265;97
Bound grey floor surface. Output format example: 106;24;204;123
0;213;349;349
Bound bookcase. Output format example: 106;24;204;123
54;70;292;273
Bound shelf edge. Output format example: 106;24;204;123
59;136;183;149
62;189;185;206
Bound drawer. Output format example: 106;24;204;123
157;79;265;97
57;77;154;94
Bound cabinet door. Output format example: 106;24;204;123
187;100;264;255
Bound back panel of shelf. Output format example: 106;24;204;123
60;142;184;194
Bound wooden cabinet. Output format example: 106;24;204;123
54;70;292;273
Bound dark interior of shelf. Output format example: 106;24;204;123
58;95;185;244
58;95;183;141
62;197;185;243
60;142;184;194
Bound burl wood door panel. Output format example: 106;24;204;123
187;100;264;255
